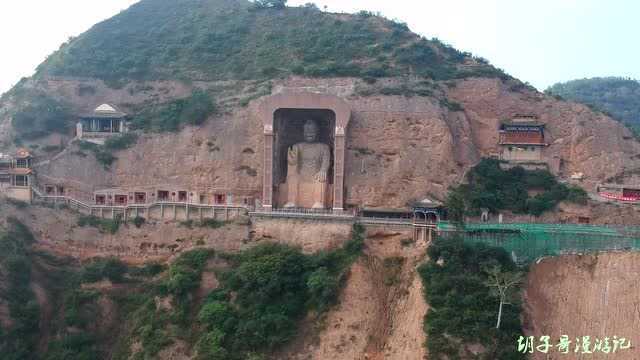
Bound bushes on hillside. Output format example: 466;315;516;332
193;224;364;359
131;90;217;132
103;132;138;151
77;215;121;234
77;133;138;169
82;257;128;283
446;158;588;218
35;2;505;85
419;236;525;359
0;219;40;359
11;90;72;140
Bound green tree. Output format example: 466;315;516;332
445;187;466;229
483;264;523;329
254;0;287;9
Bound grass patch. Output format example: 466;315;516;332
180;219;228;229
77;215;121;234
382;256;404;286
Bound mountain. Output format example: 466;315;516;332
546;77;640;129
3;1;640;359
35;0;504;84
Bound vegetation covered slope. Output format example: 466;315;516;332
419;237;524;359
445;159;587;221
0;217;365;360
35;0;505;84
546;77;640;129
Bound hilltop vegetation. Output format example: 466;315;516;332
35;0;504;84
4;0;514;141
546;77;640;132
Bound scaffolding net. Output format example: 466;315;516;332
437;222;640;262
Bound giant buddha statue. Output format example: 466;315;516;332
283;120;331;209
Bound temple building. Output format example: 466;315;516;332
498;115;549;170
597;183;640;202
76;104;128;144
0;149;34;202
92;186;254;207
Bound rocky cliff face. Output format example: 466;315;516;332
6;75;640;212
524;252;640;359
447;78;640;189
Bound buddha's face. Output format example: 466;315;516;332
303;121;318;142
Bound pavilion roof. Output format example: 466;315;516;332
499;131;546;145
80;103;127;118
15;148;32;159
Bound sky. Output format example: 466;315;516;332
0;0;638;95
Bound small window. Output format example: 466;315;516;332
14;175;28;187
135;192;146;204
178;191;187;202
96;195;106;205
158;191;169;201
16;159;29;168
115;195;127;205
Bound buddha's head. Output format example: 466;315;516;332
303;120;319;143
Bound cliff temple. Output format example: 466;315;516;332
259;92;351;212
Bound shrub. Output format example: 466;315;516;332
201;218;226;229
104;133;138;151
181;219;228;229
129;262;165;277
132;216;146;228
77;215;121;234
82;257;128;283
161;249;212;297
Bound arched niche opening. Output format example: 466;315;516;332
259;92;351;211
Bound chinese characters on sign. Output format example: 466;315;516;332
517;335;632;355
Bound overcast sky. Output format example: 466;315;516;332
1;0;638;95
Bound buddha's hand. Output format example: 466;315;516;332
287;147;298;165
314;170;327;183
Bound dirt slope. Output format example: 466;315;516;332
282;228;429;360
524;252;640;359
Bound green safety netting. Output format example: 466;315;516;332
437;222;640;262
